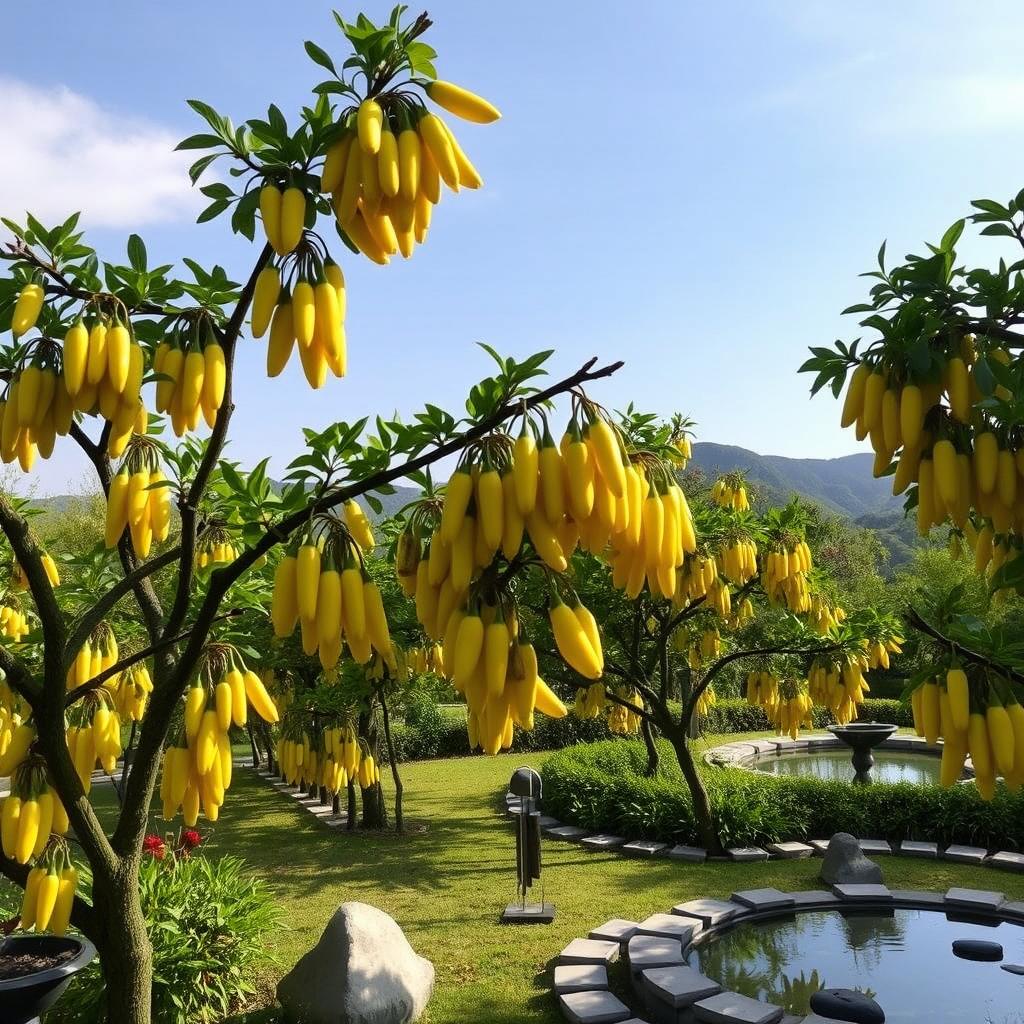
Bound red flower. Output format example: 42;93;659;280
180;829;202;850
143;834;167;860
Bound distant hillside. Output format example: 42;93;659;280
689;443;903;519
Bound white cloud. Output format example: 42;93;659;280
0;77;202;229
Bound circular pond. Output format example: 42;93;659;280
753;748;946;785
690;907;1024;1022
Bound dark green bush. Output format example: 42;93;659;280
698;697;912;734
541;738;1024;850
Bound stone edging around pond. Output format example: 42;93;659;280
552;885;1024;1024
501;791;1024;871
703;732;976;779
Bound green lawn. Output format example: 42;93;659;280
6;737;1024;1023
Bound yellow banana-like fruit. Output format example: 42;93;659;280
426;80;502;124
378;129;400;197
344;498;374;551
398;127;421;202
321;134;353;193
279;187;306;253
63;320;89;395
477;464;504;550
417;113;459;189
293;279;316;348
946;667;970;733
12;283;45;337
588;418;627;498
244;669;279;723
549;598;602;679
267;293;295;377
341;563;365;638
840;364;869;428
252;266;281;339
259;184;284;254
974;431;999;494
296;543;321;622
106;321;131;393
932;439;958;508
357;99;384;154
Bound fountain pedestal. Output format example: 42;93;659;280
828;723;899;783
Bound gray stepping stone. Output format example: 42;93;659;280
767;841;813;859
694;990;784;1023
538;815;561;829
627;934;685;973
642;965;721;1008
549;825;590;841
945;887;1005;912
1001;963;1024;975
943;844;987;864
890;889;945;907
672;898;739;927
622;839;669;858
1000;900;1024;921
831;883;891;902
636;913;698;942
728;846;769;862
809;839;830;855
559;990;632;1024
589;918;639;944
790;890;840;907
858;839;892;855
898;840;938;858
987;851;1024;873
554;964;609;995
581;834;627;851
560;938;620;965
668;845;707;862
731;888;794;911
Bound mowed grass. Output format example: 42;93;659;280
6;736;1024;1023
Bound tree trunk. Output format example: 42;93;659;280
379;693;404;833
246;723;261;769
358;711;388;829
641;717;660;777
347;779;357;830
667;727;720;854
93;858;153;1024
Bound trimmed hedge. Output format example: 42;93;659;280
541;738;1024;850
389;696;913;763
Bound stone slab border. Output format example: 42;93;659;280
554;885;1024;1024
253;766;349;829
502;791;1024;873
703;732;976;779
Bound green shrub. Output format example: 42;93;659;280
56;849;279;1024
541;738;1024;849
698;697;912;735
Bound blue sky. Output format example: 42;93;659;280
4;1;1024;495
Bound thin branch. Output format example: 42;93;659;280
907;606;1024;686
0;643;40;703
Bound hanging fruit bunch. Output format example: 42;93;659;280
309;10;500;266
407;642;445;676
908;664;1024;799
0;593;30;641
763;535;814;613
250;232;346;389
271;510;391;672
12;552;60;592
195;522;240;569
65;689;124;789
606;687;645;735
278;719;378;792
108;661;154;723
105;435;172;557
711;473;750;511
65;621;118;691
160;645;278;824
152;313;226;437
694;685;717;720
18;838;79;936
1;753;69;865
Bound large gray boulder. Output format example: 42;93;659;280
277;902;434;1024
820;833;883;885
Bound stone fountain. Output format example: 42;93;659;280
827;722;899;783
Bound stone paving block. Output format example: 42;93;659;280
636;913;698;942
809;839;830;855
548;825;590;841
554;964;609;995
1001;963;1024;976
898;840;938;858
943;844;987;864
987;851;1024;873
890;889;945;907
945;887;1006;912
559;990;633;1024
857;839;892;855
627;935;685;973
622;840;669;858
830;883;892;902
667;845;707;863
589;919;639;944
730;888;794;911
1000;900;1024;921
538;816;562;830
727;846;768;862
672;898;739;927
560;938;621;966
789;890;840;908
800;1016;850;1023
581;834;627;852
767;841;813;859
642;965;721;1008
693;990;784;1023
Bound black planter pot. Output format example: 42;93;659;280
0;934;96;1024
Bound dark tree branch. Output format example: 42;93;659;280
907;606;1024;686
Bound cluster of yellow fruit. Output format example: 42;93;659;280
675;626;722;671
278;724;378;792
105;439;171;557
711;476;750;511
0;351;73;470
320;80;498;264
66;695;124;790
0;600;30;640
271;508;389;673
407;643;445;676
767;683;814;740
11;281;45;337
763;540;814;613
1;759;68;865
673;553;720;607
160;650;278;824
573;682;607;720
12;553;61;592
19;844;78;936
196;529;240;569
608;687;645;735
717;534;759;585
251;257;346;387
152;327;226;437
694;685;717;718
257;185;308;258
807;655;872;726
671;434;693;467
724;594;756;630
65;622;118;692
107;662;153;722
804;594;846;636
911;669;1024;798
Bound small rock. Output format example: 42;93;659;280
952;938;1003;962
820;833;883;885
809;988;884;1023
277;902;434;1024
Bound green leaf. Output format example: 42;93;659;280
127;234;147;272
197;200;230;224
304;40;338;75
175;133;224;151
939;218;965;252
980;223;1016;238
